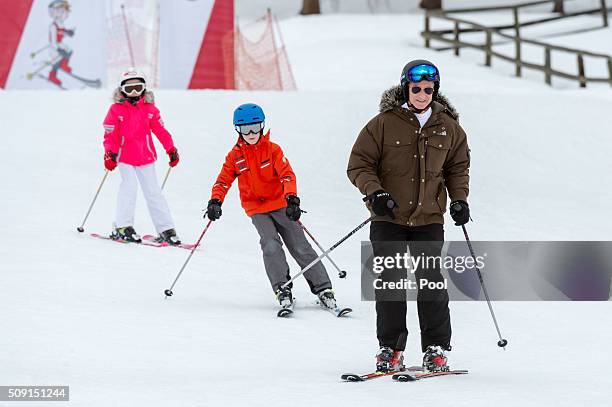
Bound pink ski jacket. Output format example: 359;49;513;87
103;89;175;166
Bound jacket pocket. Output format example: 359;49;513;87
258;159;275;182
425;135;450;174
381;138;416;176
435;181;448;214
421;176;447;216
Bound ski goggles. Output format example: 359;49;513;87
410;86;435;95
405;64;439;82
121;82;145;96
236;122;264;135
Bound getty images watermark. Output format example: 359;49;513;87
360;241;612;301
372;251;486;290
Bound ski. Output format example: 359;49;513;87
142;235;198;251
65;71;102;88
277;304;294;318
277;298;295;318
392;369;468;382
34;73;66;90
318;301;352;317
341;370;403;382
89;233;163;247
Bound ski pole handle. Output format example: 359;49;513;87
77;170;109;233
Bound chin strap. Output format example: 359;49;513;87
408;101;432;114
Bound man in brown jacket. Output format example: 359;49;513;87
347;60;471;373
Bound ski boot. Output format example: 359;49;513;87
422;345;449;372
157;228;181;245
111;226;142;243
376;346;405;373
317;289;337;310
48;70;62;86
275;286;293;309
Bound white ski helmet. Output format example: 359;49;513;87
48;0;70;20
119;68;146;87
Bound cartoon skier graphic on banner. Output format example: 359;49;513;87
27;0;102;89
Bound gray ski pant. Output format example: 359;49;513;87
250;209;332;294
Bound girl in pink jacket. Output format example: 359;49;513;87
102;69;180;245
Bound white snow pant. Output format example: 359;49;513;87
115;163;174;233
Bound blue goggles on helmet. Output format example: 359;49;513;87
405;64;439;82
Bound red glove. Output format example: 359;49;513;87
167;147;179;167
104;151;117;171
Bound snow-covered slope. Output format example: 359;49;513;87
1;13;611;407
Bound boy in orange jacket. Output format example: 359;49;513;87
206;103;336;312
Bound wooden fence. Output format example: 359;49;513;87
423;0;612;87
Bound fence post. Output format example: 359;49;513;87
544;47;552;85
485;30;492;67
424;12;431;48
513;7;522;77
453;21;460;56
577;54;586;88
607;57;612;87
602;0;609;27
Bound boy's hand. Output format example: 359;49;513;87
206;199;222;221
285;195;301;221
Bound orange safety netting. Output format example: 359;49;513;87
227;10;296;91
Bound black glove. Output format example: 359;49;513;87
285;195;301;221
367;190;397;219
206;199;222;221
450;200;470;226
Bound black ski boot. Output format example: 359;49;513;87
157;228;181;245
317;289;337;310
275;286;293;309
376;346;405;373
422;345;449;372
111;226;142;243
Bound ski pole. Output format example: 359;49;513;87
30;44;49;59
298;220;348;279
164;220;213;298
26;57;61;80
458;219;508;349
282;216;374;289
77;170;110;233
160;167;171;190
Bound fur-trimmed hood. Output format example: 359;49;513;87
379;85;459;121
112;88;155;104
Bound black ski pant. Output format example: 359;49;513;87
371;221;451;352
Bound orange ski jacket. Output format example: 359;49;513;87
211;131;297;216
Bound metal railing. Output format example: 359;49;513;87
423;0;611;87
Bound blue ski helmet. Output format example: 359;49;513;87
233;103;265;126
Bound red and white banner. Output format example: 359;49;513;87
160;0;234;89
4;0;106;90
0;0;234;90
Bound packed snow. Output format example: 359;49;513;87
1;9;611;407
